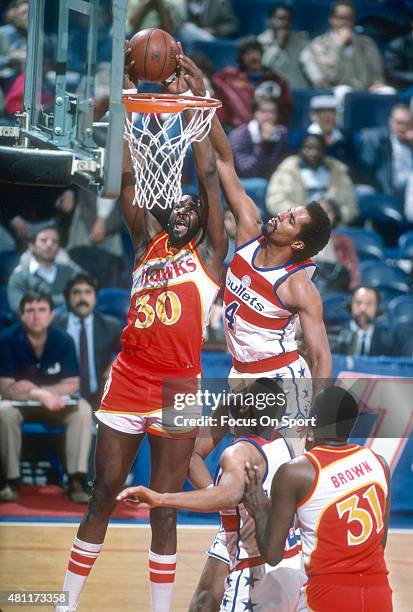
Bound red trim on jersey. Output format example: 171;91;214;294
297;453;320;509
133;232;167;271
234;555;264;571
223;292;291;330
229;253;284;307
222;514;240;532
232;350;299;374
309;573;390;587
308;445;360;470
285;258;315;272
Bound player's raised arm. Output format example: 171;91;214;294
178;54;262;246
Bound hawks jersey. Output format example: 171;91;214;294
216;435;300;571
297;444;389;579
121;231;220;374
223;235;316;363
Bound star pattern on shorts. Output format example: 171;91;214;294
222;595;229;608
298;366;306;378
242;598;256;610
303;389;309;399
274;372;285;380
226;575;232;587
244;573;259;588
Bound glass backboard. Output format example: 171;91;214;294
0;0;127;198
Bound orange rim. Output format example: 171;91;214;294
122;93;221;113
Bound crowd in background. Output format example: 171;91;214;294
1;0;413;360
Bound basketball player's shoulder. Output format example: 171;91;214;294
278;266;321;311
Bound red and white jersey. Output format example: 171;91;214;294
121;231;220;375
217;434;301;571
297;444;389;578
223;235;316;362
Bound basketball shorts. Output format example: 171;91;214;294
97;350;201;439
208;529;306;611
299;579;393;612
228;355;312;457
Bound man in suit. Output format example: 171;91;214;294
332;286;392;356
55;273;122;409
357;104;413;197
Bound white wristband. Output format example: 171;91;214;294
179;89;210;98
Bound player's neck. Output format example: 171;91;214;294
313;438;350;448
255;241;294;267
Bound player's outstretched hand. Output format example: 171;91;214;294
117;485;162;508
178;53;207;98
243;462;269;517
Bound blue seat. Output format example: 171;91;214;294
323;292;351;326
21;422;65;486
231;0;275;37
387;295;413;325
96;287;130;324
0;286;10;312
290;88;333;130
360;261;409;301
335;228;384;261
0;250;19;284
342;92;398;131
399;231;413;259
291;0;331;36
187;40;237;72
357;192;406;246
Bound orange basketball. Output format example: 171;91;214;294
129;28;179;83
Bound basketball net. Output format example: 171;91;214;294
123;95;220;210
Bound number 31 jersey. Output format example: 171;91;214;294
121;231;220;375
297;444;389;578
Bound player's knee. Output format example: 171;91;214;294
86;476;119;518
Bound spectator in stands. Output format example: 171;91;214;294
7;224;80;316
212;36;293;128
127;0;185;36
300;0;391;93
314;198;361;292
0;0;28;80
258;2;309;88
229;95;287;179
385;18;413;97
0;291;92;503
179;0;238;44
331;286;392;356
357;104;413;201
54;274;122;409
290;95;356;175
266;134;357;223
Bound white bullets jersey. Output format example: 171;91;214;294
223;235;316;363
216;434;301;570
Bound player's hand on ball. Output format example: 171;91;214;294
178;53;207;97
117;485;162;508
243;463;269;517
124;41;138;89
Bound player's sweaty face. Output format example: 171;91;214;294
169;201;201;243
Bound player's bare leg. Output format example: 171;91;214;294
188;556;228;612
56;423;144;611
147;434;196;612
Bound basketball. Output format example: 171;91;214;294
129;28;179;83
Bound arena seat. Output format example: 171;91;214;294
360;260;409;301
0;249;19;285
0;285;10;313
335;227;384;261
21;422;65;486
290;88;333;130
342;92;398;131
387;295;413;325
357;192;406;246
96;287;130;324
322;292;351;326
187;40;237;72
399;231;413;259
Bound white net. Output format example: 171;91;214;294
124;102;217;210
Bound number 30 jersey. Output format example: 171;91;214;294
297;444;389;579
223;235;316;363
121;231;220;375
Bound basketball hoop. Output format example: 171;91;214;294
122;93;221;210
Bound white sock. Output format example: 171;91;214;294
148;550;177;612
55;537;103;612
